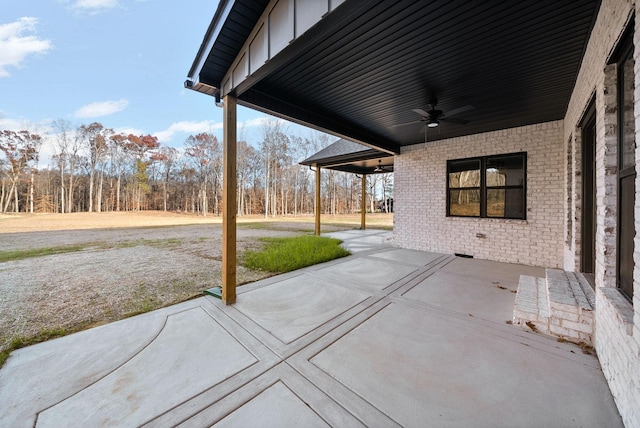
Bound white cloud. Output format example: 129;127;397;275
113;126;144;136
0;17;52;78
242;117;271;128
74;99;129;118
71;0;119;13
154;120;222;143
239;116;291;133
153;116;294;145
0;116;54;135
0;116;28;131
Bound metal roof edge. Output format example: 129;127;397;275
186;0;234;85
300;139;391;166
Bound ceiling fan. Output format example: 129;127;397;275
393;99;474;130
373;159;392;173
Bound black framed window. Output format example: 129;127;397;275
447;152;526;219
614;25;635;302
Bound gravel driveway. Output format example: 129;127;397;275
0;222;347;351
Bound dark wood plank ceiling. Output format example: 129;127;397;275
193;0;600;154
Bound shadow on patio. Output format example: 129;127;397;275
0;230;622;427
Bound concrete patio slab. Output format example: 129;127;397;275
233;273;370;344
172;363;364;428
324;229;393;253
370;248;443;266
0;230;623;427
38;307;257;427
440;257;545;287
0;298;201;428
310;300;615;428
214;381;330;428
0;298;281;428
402;270;519;323
313;256;417;293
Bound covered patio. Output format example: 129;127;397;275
0;231;622;426
299;138;394;234
184;0;601;303
0;1;636;426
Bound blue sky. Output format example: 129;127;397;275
0;0;320;165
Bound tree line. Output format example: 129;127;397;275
0;118;393;216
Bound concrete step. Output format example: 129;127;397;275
513;269;595;345
513;275;550;334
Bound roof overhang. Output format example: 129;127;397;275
187;0;600;155
187;0;271;95
300;139;393;174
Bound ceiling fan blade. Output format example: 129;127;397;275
412;108;431;117
443;104;474;118
391;119;423;128
440;117;469;125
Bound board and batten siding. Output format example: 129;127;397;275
221;0;345;96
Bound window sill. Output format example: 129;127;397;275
446;216;528;224
600;287;634;336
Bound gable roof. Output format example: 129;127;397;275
300;139;393;174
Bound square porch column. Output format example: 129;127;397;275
315;165;321;235
361;174;367;230
222;95;237;304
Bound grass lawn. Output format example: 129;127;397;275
0;245;88;263
0;328;69;368
243;235;350;273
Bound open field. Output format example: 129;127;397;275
0;211;393;355
0;211;393;234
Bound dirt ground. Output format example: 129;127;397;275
0;211;392;352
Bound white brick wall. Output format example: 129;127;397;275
561;0;640;426
395;1;640;425
563;0;634;274
394;121;564;268
597;288;639;428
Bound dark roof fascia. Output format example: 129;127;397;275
187;0;233;84
300;138;388;165
300;149;386;168
328;164;394;175
186;0;269;95
302;138;374;161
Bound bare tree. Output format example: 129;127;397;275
184;133;220;216
154;146;178;212
236;139;253;215
66;128;84;213
0;130;41;212
77;122;112;212
105;133;128;211
124;134;160;211
5;117;391;217
0;157;7;211
380;173;394;213
261;118;290;217
367;174;380;214
52;119;73;213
